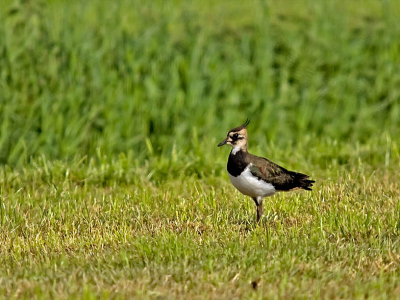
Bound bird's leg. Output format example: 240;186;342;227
257;204;263;223
253;197;263;223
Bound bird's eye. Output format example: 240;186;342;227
232;133;238;139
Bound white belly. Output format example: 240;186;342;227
228;166;276;198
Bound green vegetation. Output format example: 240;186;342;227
1;0;400;298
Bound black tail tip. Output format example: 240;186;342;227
303;179;315;191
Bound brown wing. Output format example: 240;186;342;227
248;155;315;191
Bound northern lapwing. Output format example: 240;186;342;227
218;120;315;222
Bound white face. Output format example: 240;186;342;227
218;128;248;149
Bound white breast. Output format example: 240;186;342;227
228;165;276;198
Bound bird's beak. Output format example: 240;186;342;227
218;138;228;147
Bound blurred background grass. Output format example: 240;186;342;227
1;2;400;298
0;0;399;174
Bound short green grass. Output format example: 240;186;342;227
1;0;400;299
1;156;400;299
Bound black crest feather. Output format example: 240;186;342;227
229;119;250;133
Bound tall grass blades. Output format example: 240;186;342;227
0;0;399;167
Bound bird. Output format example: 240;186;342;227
218;119;315;222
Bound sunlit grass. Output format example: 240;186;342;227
1;0;400;298
1;157;400;299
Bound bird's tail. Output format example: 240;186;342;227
290;171;315;191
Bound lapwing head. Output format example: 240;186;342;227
218;119;250;151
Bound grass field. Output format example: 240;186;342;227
1;0;400;299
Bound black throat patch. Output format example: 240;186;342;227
227;150;248;177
